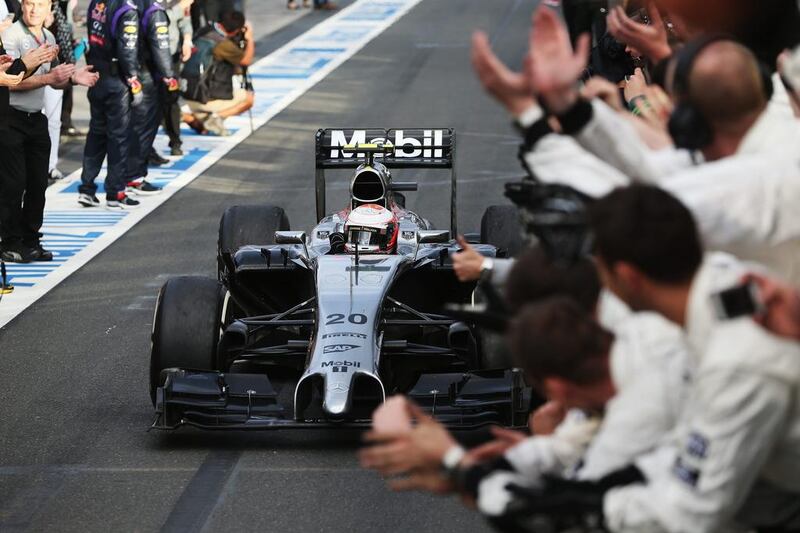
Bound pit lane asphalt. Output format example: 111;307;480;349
0;1;540;531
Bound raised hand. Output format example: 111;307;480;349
607;4;672;63
453;235;486;282
471;30;536;117
21;44;57;71
745;273;800;342
582;76;626;112
528;5;590;114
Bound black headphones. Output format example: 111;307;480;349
667;35;774;151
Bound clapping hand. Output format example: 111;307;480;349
71;64;99;87
0;57;23;87
607;3;672;63
471;30;536;117
528;6;590;114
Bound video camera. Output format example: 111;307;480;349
504;178;593;265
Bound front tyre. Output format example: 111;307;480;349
149;276;226;405
481;205;525;258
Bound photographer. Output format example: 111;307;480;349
181;9;253;136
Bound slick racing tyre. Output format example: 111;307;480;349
149;276;226;405
481;205;525;258
218;204;290;257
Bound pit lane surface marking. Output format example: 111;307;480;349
0;0;424;329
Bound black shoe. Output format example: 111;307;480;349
147;151;170;166
1;246;33;263
170;146;184;156
106;194;141;210
78;193;101;207
28;243;53;262
126;179;163;196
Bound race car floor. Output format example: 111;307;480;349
0;0;540;531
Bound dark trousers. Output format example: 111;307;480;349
0;109;50;248
80;75;132;200
161;55;183;150
127;73;161;180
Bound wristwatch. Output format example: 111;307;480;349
479;257;494;284
441;445;466;474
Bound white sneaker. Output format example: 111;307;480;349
204;114;229;137
49;168;65;180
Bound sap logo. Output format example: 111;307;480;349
323;344;359;354
330;130;445;159
322;332;368;340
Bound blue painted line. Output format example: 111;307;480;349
288;47;347;53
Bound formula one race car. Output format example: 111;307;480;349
149;128;532;430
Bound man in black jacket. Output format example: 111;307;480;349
123;0;179;196
78;0;142;210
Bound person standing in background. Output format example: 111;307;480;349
78;0;141;210
0;0;20;21
0;0;97;262
161;0;192;156
123;0;179;195
57;0;83;138
42;0;73;181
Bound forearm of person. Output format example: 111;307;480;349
116;14;140;79
605;369;793;533
487;257;514;290
570;99;688;184
522;133;631;198
506;411;600;480
661;157;800;249
10;72;50;91
176;14;192;41
240;38;255;67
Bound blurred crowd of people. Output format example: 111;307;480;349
360;1;800;532
0;0;255;263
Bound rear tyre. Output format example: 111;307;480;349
149;276;226;405
480;205;525;258
218;204;290;256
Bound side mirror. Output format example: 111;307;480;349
275;231;309;259
417;230;450;244
274;231;307;244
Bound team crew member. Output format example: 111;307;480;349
161;0;193;156
0;0;96;263
509;187;800;532
124;0;179;196
78;0;141;210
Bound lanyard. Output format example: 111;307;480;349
21;22;45;47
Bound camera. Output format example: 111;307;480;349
504;179;593;264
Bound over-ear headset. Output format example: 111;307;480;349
667;35;774;151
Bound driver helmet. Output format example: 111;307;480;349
344;204;398;254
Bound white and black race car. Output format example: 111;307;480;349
149;128;532;430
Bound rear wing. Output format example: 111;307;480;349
314;128;458;236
